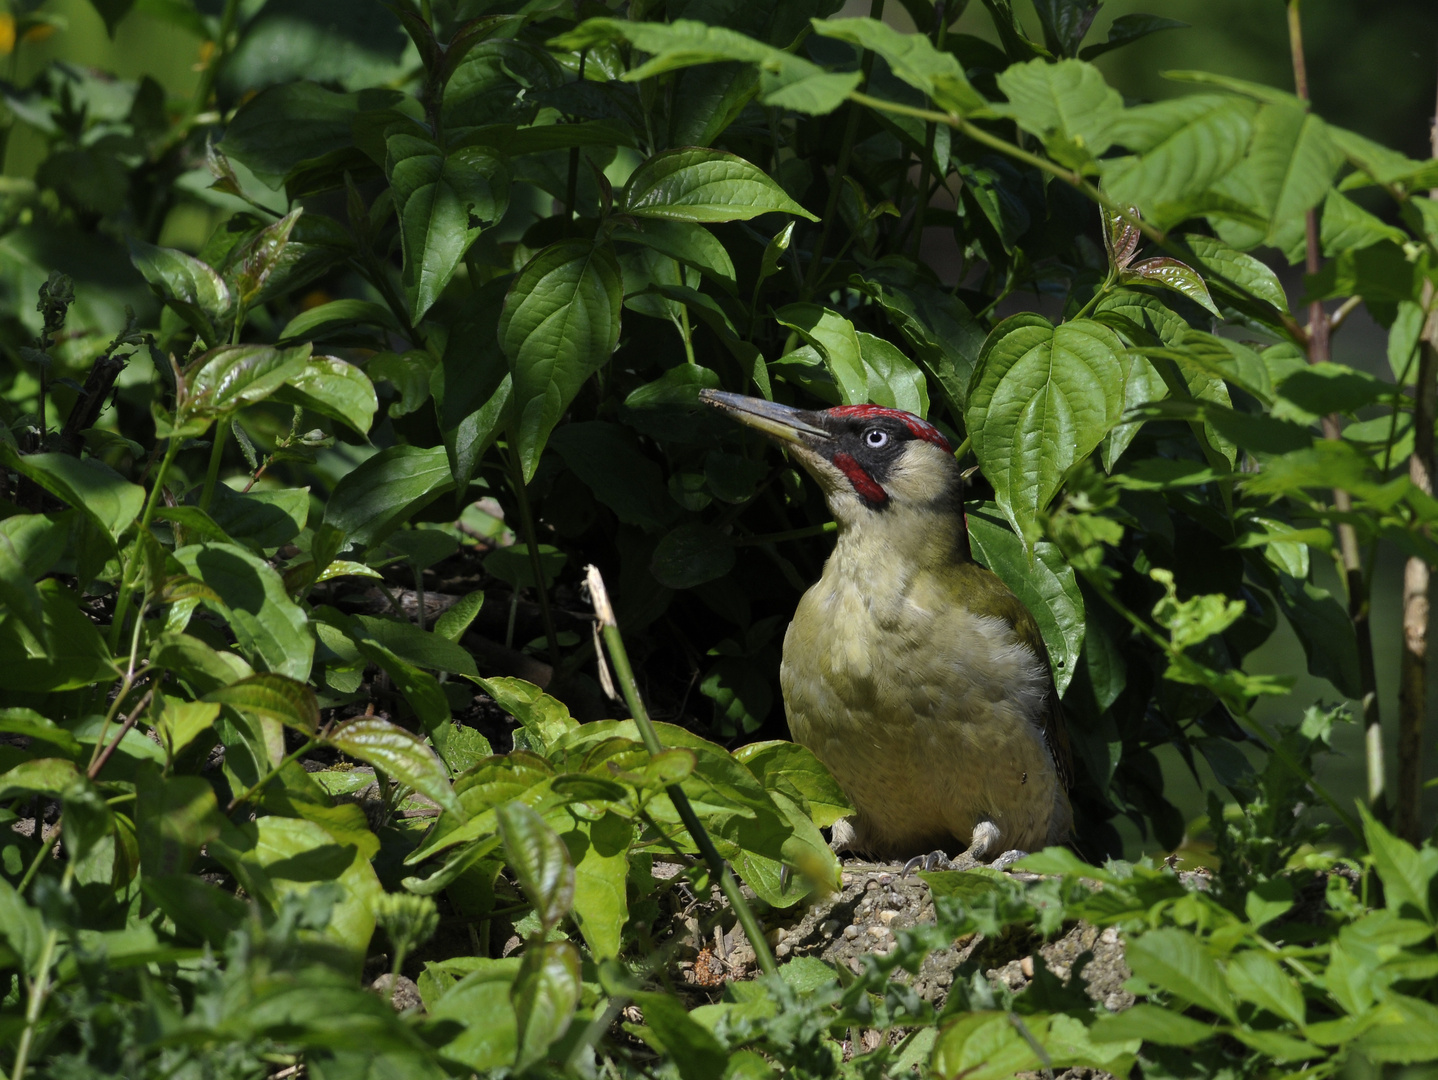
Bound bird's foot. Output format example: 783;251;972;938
991;849;1030;872
901;849;982;876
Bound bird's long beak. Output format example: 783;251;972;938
698;389;830;446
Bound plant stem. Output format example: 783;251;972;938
108;437;182;652
1288;0;1384;815
909;2;947;260
585;565;778;978
11;863;73;1080
800;0;885;301
16;824;61;897
226;740;318;814
187;0;241;127
1397;87;1438;843
199;416;231;512
506;448;562;666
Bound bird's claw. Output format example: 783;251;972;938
991;849;1030;872
901;850;955;876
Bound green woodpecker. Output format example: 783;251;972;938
699;390;1073;868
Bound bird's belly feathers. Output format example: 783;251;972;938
780;563;1062;858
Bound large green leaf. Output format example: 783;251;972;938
0;448;143;545
328;715;464;818
271;355;378;435
500;240;623;480
175;543;314;680
966;315;1126;539
323;444;454;550
1210;102;1345;250
497;801;575;932
1126;928;1237;1021
560;810;631;960
511;940;583;1072
774;303;868;404
387;135;510;320
0;579;113;691
1101;95;1258;212
186;343;314;416
128;238;232;343
218;82;368;188
967;508;1085;696
552;19;861;115
622;148;817;223
811;18;988;115
993;58;1121;169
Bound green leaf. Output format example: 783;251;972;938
1358;995;1438;1064
186;343;314;416
435;591;485;643
134;767;223;877
549;422;680;530
279;298;400;342
0;757;81;800
651;522;735;589
315;609;452;738
623;148;817;223
208;484;308;550
562;811;631;959
0;708;82;756
0;579;114;692
1089;1003;1215;1046
323;444;454;550
966;315;1127;539
811;18;988;115
219;82;367;189
931;1011;1048;1080
328;715;464;818
1276;362;1391;417
994;58;1122;169
0;447;144;544
610;219;737;293
856;333;929;415
552;19;859;116
1224;951;1306;1026
774;303;868;405
1178;233;1289;315
1078;14;1187;60
500;240;623;481
478;677;578;752
850;267;985;410
1210;102;1345;249
967;507;1085;696
205;673;319;735
1360;802;1438;920
174;543;314;680
271;356;378;436
1126;928;1237;1021
1321;188;1408;255
733;741;853;828
128;238;231;343
496;801;575;932
0;528;46;645
351;614;479;677
1101;95;1258;211
511;939;582;1072
153;696;220;759
387;135;510;320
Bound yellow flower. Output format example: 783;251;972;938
0;15;16;56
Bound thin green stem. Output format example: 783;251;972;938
108;437;181;652
1071;272;1118;322
199;417;231;512
678;297;696;366
11;863;73;1080
506;448;562;666
186;0;241;127
16;824;61;897
800;0;885;301
226;739;318;814
586;566;778;978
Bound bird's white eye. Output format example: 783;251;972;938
864;429;889;449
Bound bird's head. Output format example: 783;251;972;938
699;390;968;551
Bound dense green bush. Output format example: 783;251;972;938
3;0;1438;1076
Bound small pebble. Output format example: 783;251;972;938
878;910;898;925
1020;956;1035;978
776;943;791;958
865;879;880;891
867;925;889;939
843;925;860;940
877;873;892;886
